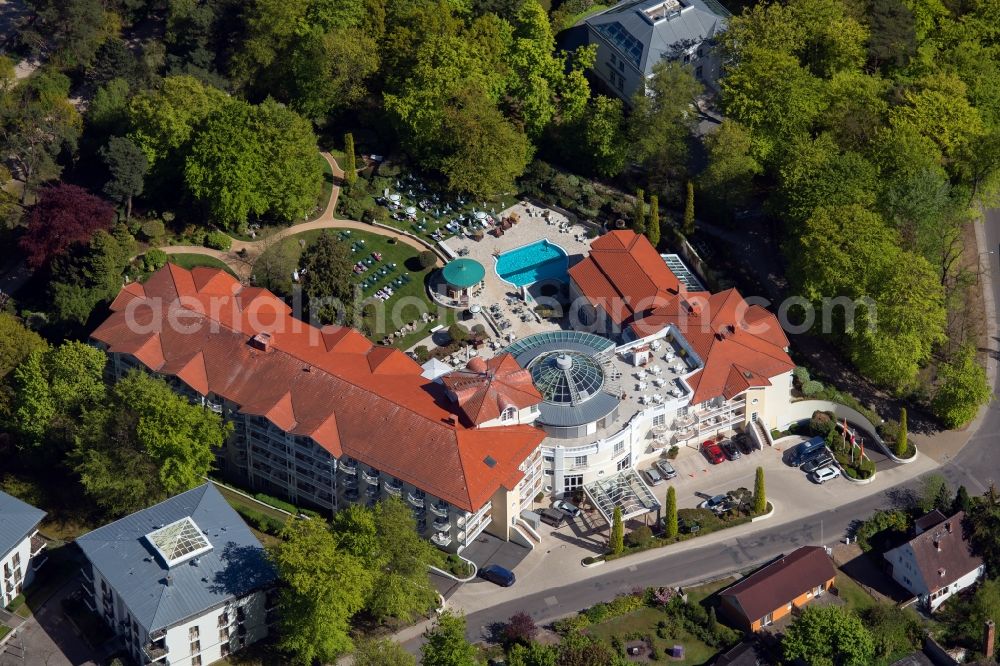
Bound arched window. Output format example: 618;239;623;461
501;406;517;422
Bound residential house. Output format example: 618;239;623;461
91;264;547;552
76;484;276;666
718;546;837;632
0;491;46;608
884;510;984;612
584;0;730;102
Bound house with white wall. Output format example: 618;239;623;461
76;484;276;666
584;0;730;102
884;510;984;612
0;491;46;609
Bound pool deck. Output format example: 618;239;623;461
409;202;594;357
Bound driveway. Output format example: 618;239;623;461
0;578;98;666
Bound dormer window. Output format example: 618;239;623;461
501;406;517;422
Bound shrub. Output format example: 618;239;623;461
793;366;810;387
626;525;654;549
809;411;836;436
854;509;908;551
552;614;592;634
234;506;285;536
448;323;468;344
534;491;544;503
205;231;232;250
253;493;297;514
503;612;537;646
801;380;824;396
417;250;437;269
413;345;430;362
140;219;166;241
144;248;167;272
666;445;679;459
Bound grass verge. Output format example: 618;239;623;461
166;253;237;276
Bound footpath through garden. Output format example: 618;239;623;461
157;153;440;280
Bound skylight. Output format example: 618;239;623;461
145;517;213;567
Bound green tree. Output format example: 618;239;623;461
698;120;762;218
646;194;660;248
862;604;920;659
563;95;627;178
782;606;875;666
352;638;416;666
507;641;557;666
420;611;478;666
895;408;908;458
343;132;357;186
932;344;992;429
73;371;231;516
610;506;624;554
299;231;356;325
665;486;678;539
629;61;701;187
632;189;645;234
100;136;148;220
967;487;1000;573
369;498;438;622
0;313;47;380
920;474;950;514
50;225;136;325
753;467;767;514
271;518;372;665
953;485;972;515
11;342;106;449
557;631;628;666
683;181;695;235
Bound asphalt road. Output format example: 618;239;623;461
455;211;1000;642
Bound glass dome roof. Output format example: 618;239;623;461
528;351;606;405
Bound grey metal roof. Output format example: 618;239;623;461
0;491;45;557
538;391;620;427
76;484;275;633
587;0;729;76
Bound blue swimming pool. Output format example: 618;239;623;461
495;240;569;287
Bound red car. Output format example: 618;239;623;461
701;440;726;465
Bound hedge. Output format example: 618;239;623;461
234;505;286;536
205;231;232;251
254;493;298;514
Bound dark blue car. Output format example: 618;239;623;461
479;564;516;587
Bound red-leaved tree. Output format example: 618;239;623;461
20;183;116;268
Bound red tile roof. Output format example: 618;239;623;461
719;546;836;623
441;354;542;426
568;230;683;325
91;265;545;512
569;231;793;405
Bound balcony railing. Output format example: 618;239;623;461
431;532;453;547
340;459;357;475
361;469;379;485
433;518;451;532
341;476;359;490
142;642;169;662
429;502;449;517
407;492;425;508
83;595;96;612
383;480;403;497
30;533;46;558
81;567;93;584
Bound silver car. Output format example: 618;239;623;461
655;460;677;479
644;467;664;486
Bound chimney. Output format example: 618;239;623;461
165;575;173;587
934;539;941;551
946;521;953;534
984;620;995;659
248;332;272;351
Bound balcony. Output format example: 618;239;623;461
365;485;379;498
83;595;96;612
341;476;359;490
340;459;357;475
361;469;380;485
142;641;169;662
429;502;449;517
431;532;453;548
433;518;451;532
81;567;93;584
30;534;47;558
383;480;403;497
407;491;425;508
673;413;697;429
343;488;360;502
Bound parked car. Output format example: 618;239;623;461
479;564;516;587
800;453;834;475
539;508;566;528
698;494;729;513
655;459;677;479
789;436;827;466
809;466;841;484
734;433;755;455
553;499;581;519
701;441;726;465
719;440;742;461
644;467;664;486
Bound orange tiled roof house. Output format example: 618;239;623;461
91;265;546;552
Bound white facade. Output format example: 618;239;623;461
83;562;272;666
885;542;985;612
1;530;45;608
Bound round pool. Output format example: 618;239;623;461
495;240;568;287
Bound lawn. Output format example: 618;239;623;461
213;483;291;524
254;228;447;349
585;607;720;665
685;577;737;605
834;572;877;613
166;253;238;276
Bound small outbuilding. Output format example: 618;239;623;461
440;258;485;300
